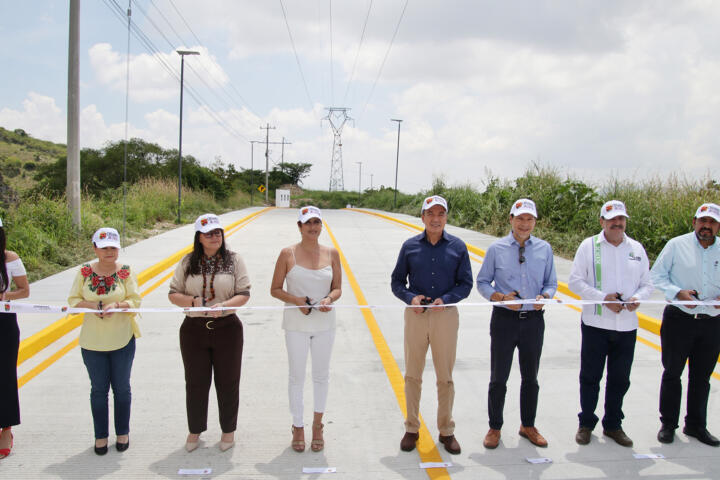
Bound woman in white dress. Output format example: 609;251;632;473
0;217;30;460
271;206;342;453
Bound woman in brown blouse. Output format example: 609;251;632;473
168;213;250;453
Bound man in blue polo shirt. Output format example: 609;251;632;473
476;198;557;449
651;202;720;447
391;195;473;455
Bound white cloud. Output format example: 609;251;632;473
0;92;64;142
88;43;229;103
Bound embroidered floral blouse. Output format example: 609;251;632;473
68;263;142;351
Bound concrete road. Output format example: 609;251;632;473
4;207;719;479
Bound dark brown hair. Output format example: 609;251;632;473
184;230;232;277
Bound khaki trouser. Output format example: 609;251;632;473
403;306;459;436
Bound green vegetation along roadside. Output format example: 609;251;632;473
1;178;252;282
2;126;718;281
0;130;306;283
298;165;720;261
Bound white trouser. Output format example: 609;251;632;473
285;329;336;428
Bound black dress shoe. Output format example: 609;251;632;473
94;444;108;456
657;425;675;444
438;434;461;455
683;426;720;447
400;432;419;452
116;440;129;452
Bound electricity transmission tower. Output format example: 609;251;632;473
323;107;353;191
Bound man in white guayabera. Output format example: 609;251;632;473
569;200;653;448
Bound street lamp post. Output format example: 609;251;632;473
176;49;199;223
391;119;402;209
356;161;362;195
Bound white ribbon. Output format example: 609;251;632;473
2;299;719;315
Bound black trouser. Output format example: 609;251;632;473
488;307;544;430
659;306;720;430
0;312;20;428
578;322;636;431
180;314;244;434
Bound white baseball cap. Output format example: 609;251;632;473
0;217;3;228
194;213;223;233
421;195;448;213
695;203;720;223
600;200;629;220
92;227;121;249
510;198;537;218
298;205;322;223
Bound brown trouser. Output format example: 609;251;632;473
404;306;459;436
179;314;243;434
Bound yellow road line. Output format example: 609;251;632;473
324;220;450;480
346;208;720;371
17;208;272;385
18;338;79;388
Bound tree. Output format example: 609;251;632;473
279;162;312;185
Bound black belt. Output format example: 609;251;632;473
493;306;544;319
184;313;238;330
668;305;718;320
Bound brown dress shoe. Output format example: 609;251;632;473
400;432;419;452
575;427;592;445
519;426;548;447
438;434;461;455
483;428;501;449
603;428;633;447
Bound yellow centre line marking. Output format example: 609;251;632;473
17;208;271;387
323;220;450;480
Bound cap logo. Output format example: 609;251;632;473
99;232;107;239
515;202;522;208
201;218;208;226
302;208;309;215
701;206;708;212
606;205;613;212
426;198;433;204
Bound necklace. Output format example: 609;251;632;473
201;254;218;302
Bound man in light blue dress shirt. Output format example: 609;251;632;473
476;198;557;449
651;202;720;447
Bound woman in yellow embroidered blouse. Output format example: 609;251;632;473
67;227;141;456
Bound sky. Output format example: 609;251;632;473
1;0;718;193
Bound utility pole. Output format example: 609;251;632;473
370;173;373;190
260;123;276;203
356;161;362;194
391;119;403;209
250;139;288;204
281;136;285;170
323;107;353;191
176;49;199;223
67;0;80;228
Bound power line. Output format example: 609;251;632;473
360;0;408;120
102;0;252;143
279;0;315;110
343;0;373;105
161;0;261;118
133;0;259;134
